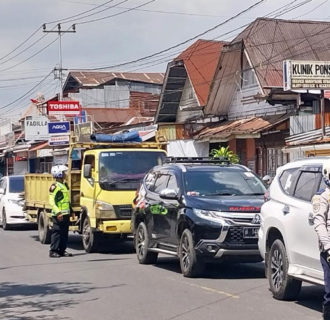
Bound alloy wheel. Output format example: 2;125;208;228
136;225;146;258
271;248;284;291
181;234;191;271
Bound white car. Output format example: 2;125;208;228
258;157;329;300
0;175;31;229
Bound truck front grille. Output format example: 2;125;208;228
113;205;132;219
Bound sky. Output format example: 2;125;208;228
0;0;330;120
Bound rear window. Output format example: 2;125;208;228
279;168;298;195
293;171;321;202
9;176;24;193
184;169;266;196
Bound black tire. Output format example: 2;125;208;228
82;217;100;253
179;229;204;277
2;208;10;230
267;239;302;300
135;222;158;264
38;211;51;244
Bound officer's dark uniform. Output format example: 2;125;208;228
312;188;330;319
49;181;71;257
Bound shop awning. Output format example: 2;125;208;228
29;141;49;152
195;114;289;142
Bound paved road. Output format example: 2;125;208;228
0;226;324;320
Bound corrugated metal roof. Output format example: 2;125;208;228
84;107;141;124
68;71;164;87
175;39;224;106
286;126;330;146
196;114;289;141
156;39;225;123
206;17;330;116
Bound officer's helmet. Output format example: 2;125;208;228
322;160;330;186
51;165;68;178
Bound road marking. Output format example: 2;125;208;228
168;277;239;299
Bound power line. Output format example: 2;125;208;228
76;0;157;25
75;0;266;70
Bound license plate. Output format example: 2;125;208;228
243;227;259;239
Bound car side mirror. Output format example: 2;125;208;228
262;175;272;185
0;188;4;195
83;164;92;179
160;188;179;200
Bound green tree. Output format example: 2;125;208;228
210;146;239;164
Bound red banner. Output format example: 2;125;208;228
47;101;81;116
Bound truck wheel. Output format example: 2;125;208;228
267;239;302;300
179;229;204;277
2;208;10;230
135;222;158;264
38;211;51;244
82;218;99;253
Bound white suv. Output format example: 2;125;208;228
258;157;329;300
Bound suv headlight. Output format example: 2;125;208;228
8;199;24;207
95;201;117;219
193;208;226;223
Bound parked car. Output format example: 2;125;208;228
131;157;266;277
258;157;329;300
0;175;30;230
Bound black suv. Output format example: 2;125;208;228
131;158;266;277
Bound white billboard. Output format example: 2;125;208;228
24;116;49;141
284;60;330;90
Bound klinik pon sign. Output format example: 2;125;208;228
47;101;81;116
283;60;330;90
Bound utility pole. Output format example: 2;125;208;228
42;23;76;101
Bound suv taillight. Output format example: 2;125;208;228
264;189;270;202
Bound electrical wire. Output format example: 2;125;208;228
76;0;157;25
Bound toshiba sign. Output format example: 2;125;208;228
47;101;81;116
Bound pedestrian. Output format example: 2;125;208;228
49;165;72;258
312;161;330;320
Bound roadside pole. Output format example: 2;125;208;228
42;24;76;101
321;89;326;138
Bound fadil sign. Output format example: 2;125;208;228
47;101;81;116
284;60;330;90
24;116;49;141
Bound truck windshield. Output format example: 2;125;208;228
9;176;24;193
99;151;166;191
184;169;266;196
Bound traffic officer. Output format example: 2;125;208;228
49;165;72;258
312;160;330;320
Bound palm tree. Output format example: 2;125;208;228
210;146;239;164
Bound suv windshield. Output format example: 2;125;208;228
184;169;266;196
99;151;166;191
9;176;24;193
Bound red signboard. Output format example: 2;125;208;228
47;101;81;116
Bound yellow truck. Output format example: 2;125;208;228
24;141;166;252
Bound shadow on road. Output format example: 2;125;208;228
1;224;37;232
67;234;135;255
0;281;92;320
295;284;323;313
154;256;266;279
0;281;126;320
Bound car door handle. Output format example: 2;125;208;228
282;205;290;215
308;212;314;226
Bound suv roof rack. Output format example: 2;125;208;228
165;157;230;164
